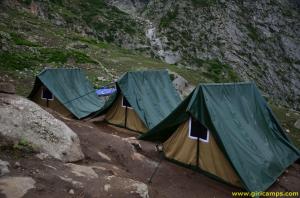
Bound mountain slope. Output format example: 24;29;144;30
109;0;300;110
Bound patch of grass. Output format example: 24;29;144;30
10;33;40;47
0;48;97;71
0;136;37;157
270;104;300;149
39;48;97;64
0;52;37;70
13;138;36;153
201;59;240;82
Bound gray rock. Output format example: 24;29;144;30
65;163;98;179
0;159;10;176
0;93;84;162
141;0;300;110
169;71;195;98
106;0;149;15
294;119;300;130
35;153;49;160
14;162;20;169
69;189;75;194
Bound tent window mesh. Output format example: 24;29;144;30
189;117;209;142
42;87;53;100
122;96;131;108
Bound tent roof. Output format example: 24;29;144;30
29;68;104;119
140;82;299;192
97;70;182;129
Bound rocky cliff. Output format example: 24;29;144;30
108;0;300;109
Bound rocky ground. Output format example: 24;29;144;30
0;104;300;198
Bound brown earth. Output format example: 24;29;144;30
0;108;299;198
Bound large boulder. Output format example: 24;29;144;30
169;71;195;98
0;93;84;162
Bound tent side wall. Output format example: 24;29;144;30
32;85;72;117
163;119;241;188
105;94;148;133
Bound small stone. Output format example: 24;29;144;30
69;189;75;194
0;159;10;176
97;76;106;81
14;162;21;168
286;129;290;133
36;153;49;160
155;144;163;152
104;184;111;192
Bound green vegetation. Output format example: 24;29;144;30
270;104;300;148
191;0;217;7
39;48;97;64
0;137;36;156
160;6;179;28
0;48;96;70
198;59;241;82
0;52;37;70
10;33;39;47
21;0;32;5
246;24;260;41
13;138;36;153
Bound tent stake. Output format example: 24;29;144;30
148;151;164;184
125;105;128;129
196;137;199;168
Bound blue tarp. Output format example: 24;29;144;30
96;87;117;96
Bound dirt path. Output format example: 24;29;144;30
62;117;300;197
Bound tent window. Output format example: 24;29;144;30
122;96;132;108
188;117;209;142
42;87;54;100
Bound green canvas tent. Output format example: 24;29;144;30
29;68;104;119
96;70;182;133
139;82;299;192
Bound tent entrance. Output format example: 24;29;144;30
188;116;210;167
42;87;54;100
188;117;209;143
41;86;54;107
122;96;132;109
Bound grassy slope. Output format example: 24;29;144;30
270;104;300;149
0;5;299;148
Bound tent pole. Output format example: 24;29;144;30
196;137;199;168
125;106;128;129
